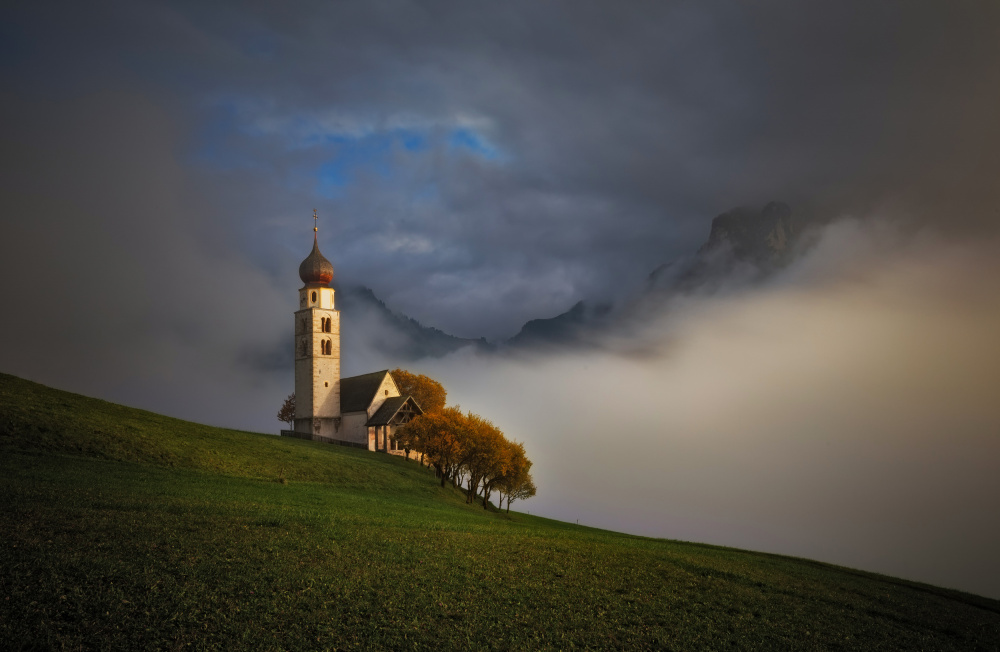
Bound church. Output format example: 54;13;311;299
280;215;423;455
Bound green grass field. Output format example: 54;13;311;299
2;372;999;650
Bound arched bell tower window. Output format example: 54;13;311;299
322;317;331;333
321;339;332;355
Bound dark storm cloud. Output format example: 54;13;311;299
220;0;999;332
10;0;997;338
9;0;994;330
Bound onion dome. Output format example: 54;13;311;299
298;234;334;286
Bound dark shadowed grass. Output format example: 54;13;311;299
2;373;999;650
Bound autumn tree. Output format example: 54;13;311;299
495;443;532;513
277;393;295;428
390;368;447;414
506;472;537;513
393;397;538;513
480;436;519;510
460;413;511;509
394;407;466;487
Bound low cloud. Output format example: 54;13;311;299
419;219;1000;598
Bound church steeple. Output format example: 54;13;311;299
293;210;341;437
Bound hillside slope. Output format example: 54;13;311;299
2;373;999;650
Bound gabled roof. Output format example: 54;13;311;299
340;370;392;413
367;395;423;426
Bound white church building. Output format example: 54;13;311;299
280;216;422;455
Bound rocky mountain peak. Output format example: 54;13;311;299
700;201;797;265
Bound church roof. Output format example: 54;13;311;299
298;234;334;286
340;370;392;413
366;395;423;426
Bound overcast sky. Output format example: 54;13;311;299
2;1;1000;598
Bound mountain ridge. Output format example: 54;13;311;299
340;202;812;357
506;201;808;350
336;285;493;361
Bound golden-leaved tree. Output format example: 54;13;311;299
462;413;511;508
495;442;533;513
390;368;446;414
389;369;536;511
394;407;465;487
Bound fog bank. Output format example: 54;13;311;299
421;220;1000;598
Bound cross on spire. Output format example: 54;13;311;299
313;208;318;233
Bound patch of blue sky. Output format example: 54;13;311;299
314;132;395;197
315;160;351;198
400;131;428;152
448;127;503;160
193;102;504;197
313;129;507;197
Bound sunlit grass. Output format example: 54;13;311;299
2;372;999;650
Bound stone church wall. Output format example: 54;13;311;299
339;411;370;447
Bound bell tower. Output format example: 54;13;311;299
294;210;341;437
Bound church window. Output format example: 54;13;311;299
311;291;317;303
324;381;329;387
385;389;388;396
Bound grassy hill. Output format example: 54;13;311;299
2;372;999;650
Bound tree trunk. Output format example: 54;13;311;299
466;476;478;504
